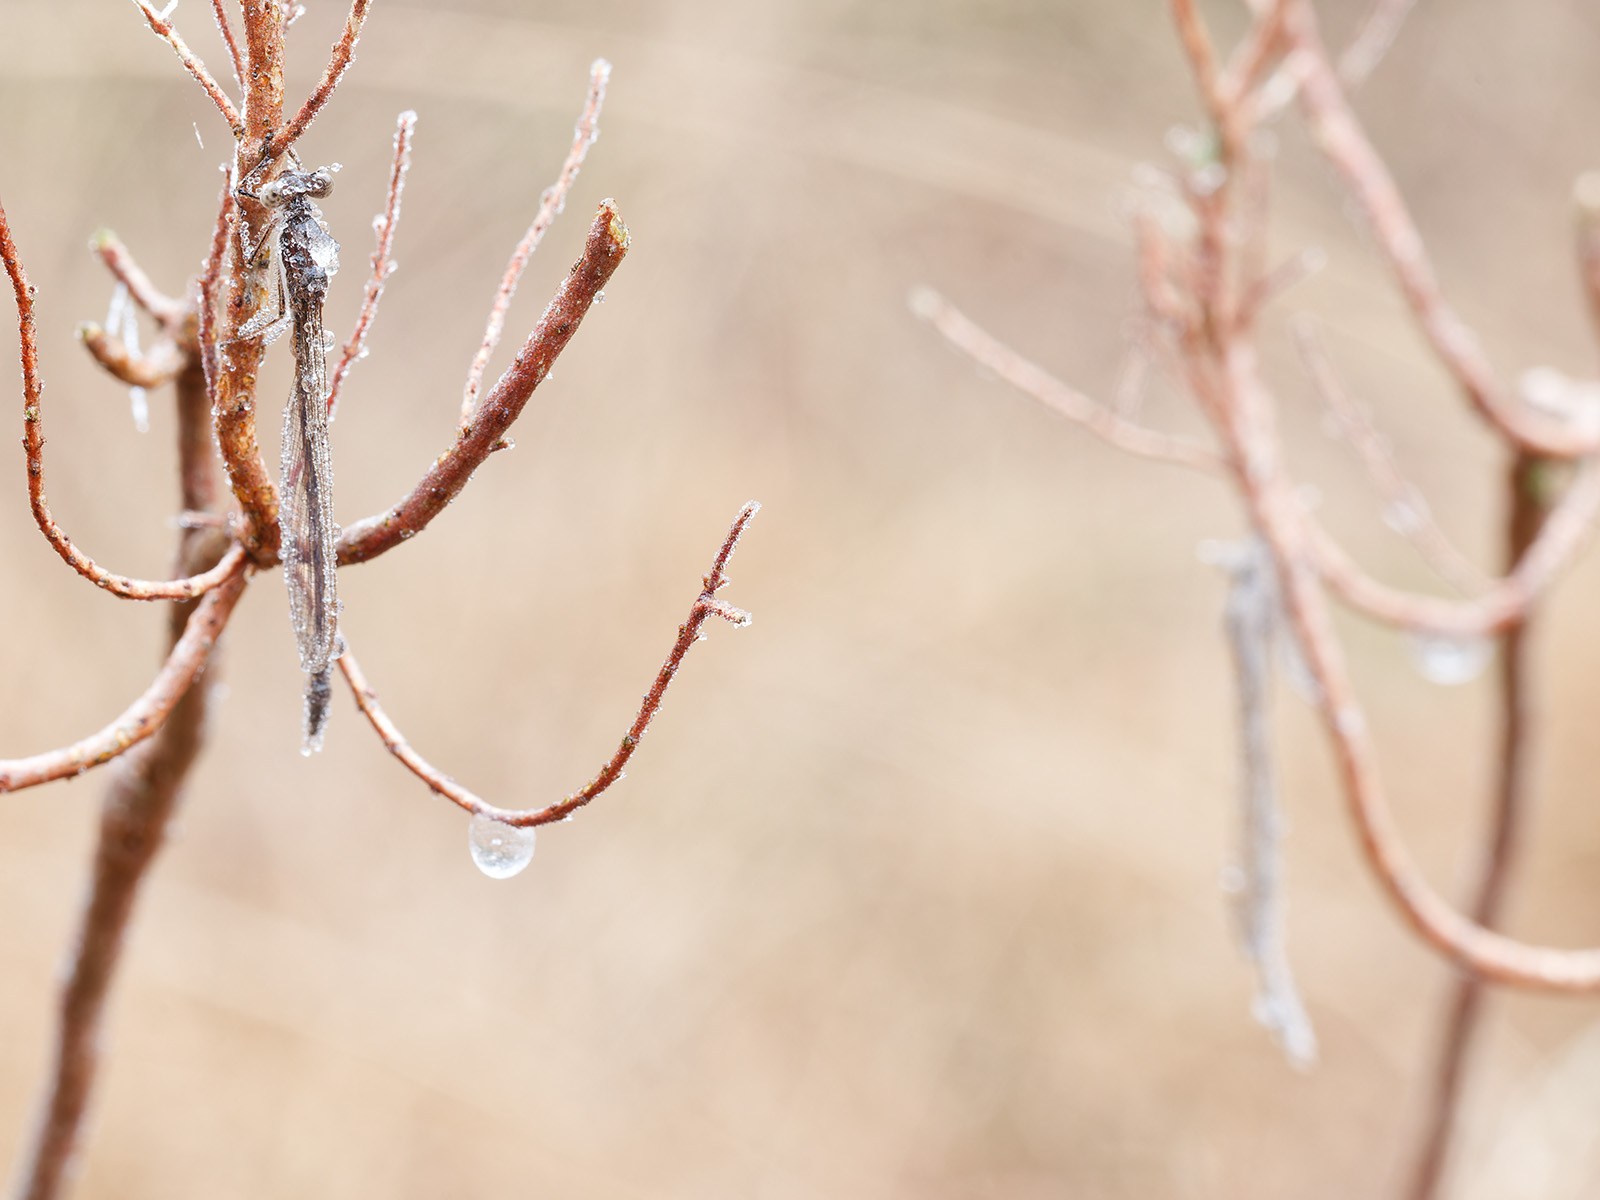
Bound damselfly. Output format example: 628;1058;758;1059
235;158;341;753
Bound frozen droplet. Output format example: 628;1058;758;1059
594;290;606;304
469;814;535;879
1408;632;1491;686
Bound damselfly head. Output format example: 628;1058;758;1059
260;168;335;206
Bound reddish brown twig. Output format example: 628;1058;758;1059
910;286;1226;474
130;0;243;135
1300;459;1599;636
0;567;247;794
327;109;416;419
263;0;373;164
338;200;631;564
9;321;232;1200
1;199;247;600
76;322;187;389
1401;451;1550;1200
88;230;188;328
461;58;611;426
341;502;758;826
1288;4;1598;459
209;0;245;93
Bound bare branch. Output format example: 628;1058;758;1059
910;286;1225;474
129;0;243;134
327;109;416;419
340;502;760;826
1217;341;1600;991
88;230;187;328
77;323;186;389
1;198;250;600
462;59;611;426
1287;3;1599;458
337;200;631;565
209;0;245;94
0;569;247;794
264;0;373;164
1300;457;1600;636
8;321;232;1200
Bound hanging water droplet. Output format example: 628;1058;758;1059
1408;633;1491;686
468;814;535;879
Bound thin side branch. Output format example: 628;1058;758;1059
264;0;374;164
461;59;611;425
88;230;187;328
0;569;248;794
8;320;232;1200
1;199;247;600
910;287;1226;474
209;0;245;93
77;324;186;389
1287;2;1598;458
327;109;416;419
1300;457;1600;636
129;0;243;134
340;502;760;826
337;200;631;565
1219;342;1600;991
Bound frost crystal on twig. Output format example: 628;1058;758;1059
1211;537;1318;1069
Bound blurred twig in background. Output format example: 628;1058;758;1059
915;0;1600;1194
0;3;755;1196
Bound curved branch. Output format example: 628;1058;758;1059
1221;340;1600;991
129;0;243;134
461;59;611;425
337;200;631;565
0;569;248;794
341;502;759;827
0;199;250;600
1301;457;1600;636
88;230;187;329
77;323;186;389
910;286;1226;474
1287;1;1598;458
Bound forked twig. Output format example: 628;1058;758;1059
339;200;632;564
462;58;611;426
0;200;247;601
0;569;248;794
341;502;759;826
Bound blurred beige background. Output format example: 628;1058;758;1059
6;1;1600;1196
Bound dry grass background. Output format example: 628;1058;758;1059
6;1;1600;1196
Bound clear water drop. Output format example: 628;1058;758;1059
469;814;535;879
1408;633;1491;686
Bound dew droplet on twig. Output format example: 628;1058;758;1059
468;814;535;879
1408;632;1491;686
